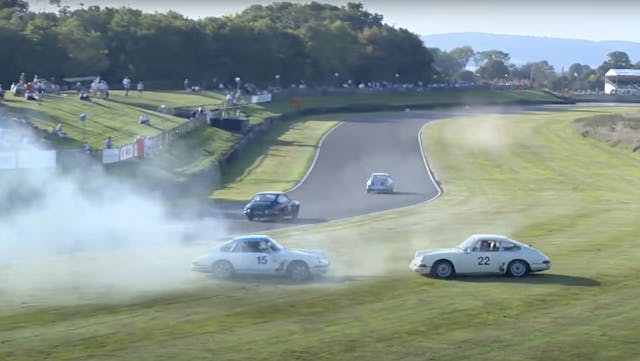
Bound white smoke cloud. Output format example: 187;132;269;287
0;153;227;307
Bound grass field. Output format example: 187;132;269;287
2;105;640;360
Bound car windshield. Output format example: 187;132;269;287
252;193;278;202
268;239;285;252
457;236;477;251
372;175;389;182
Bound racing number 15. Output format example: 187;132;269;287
477;256;490;266
257;256;268;264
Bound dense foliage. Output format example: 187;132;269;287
0;1;434;89
2;1;639;91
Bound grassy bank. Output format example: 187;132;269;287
2;106;639;360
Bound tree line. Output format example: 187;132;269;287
1;0;638;91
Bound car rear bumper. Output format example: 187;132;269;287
310;264;330;276
530;263;551;273
367;187;393;192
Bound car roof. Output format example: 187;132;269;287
232;235;273;242
370;172;390;176
470;234;529;246
255;191;284;195
470;234;511;242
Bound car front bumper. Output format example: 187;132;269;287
409;259;431;275
191;262;212;273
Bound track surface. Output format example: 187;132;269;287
214;112;444;236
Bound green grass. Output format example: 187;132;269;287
261;89;564;114
212;113;379;201
2;106;640;360
2;92;187;149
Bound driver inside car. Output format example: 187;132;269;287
259;240;271;252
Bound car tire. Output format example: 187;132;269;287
507;260;529;277
431;260;454;279
246;213;254;221
211;260;235;280
291;208;299;220
286;261;311;282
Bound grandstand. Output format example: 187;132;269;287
604;69;640;95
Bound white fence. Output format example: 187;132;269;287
0;150;56;169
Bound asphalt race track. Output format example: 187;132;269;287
209;111;445;237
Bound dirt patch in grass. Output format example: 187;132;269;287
572;112;640;151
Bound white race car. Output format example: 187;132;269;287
409;234;551;278
366;172;394;193
191;235;330;281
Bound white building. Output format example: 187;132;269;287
604;69;640;95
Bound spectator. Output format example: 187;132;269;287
24;90;39;101
184;78;189;91
137;81;144;93
82;141;90;154
122;76;131;96
52;123;67;137
105;136;113;149
139;114;150;125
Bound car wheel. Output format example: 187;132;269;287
246;213;254;221
291;208;299;220
431;260;454;279
211;260;235;280
286;261;311;282
507;260;529;277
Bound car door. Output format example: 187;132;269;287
242;240;278;274
277;194;292;216
456;239;503;274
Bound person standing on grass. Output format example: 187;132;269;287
122;76;131;96
105;136;113;149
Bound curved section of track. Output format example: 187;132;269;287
288;112;440;221
217;112;445;235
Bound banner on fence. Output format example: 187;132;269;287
17;150;56;169
0;152;17;169
102;148;120;164
250;93;272;104
120;144;134;161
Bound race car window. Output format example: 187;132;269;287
220;242;234;252
278;195;290;203
501;242;520;251
254;194;277;202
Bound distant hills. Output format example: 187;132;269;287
421;32;640;71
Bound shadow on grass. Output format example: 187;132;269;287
452;273;600;287
205;273;358;286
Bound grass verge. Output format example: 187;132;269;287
2;106;640;360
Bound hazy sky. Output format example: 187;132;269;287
27;0;640;42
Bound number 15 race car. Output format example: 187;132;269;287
409;234;551;279
191;235;330;282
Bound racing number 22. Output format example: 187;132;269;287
477;256;490;266
257;256;268;264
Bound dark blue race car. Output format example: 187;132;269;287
243;191;301;221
